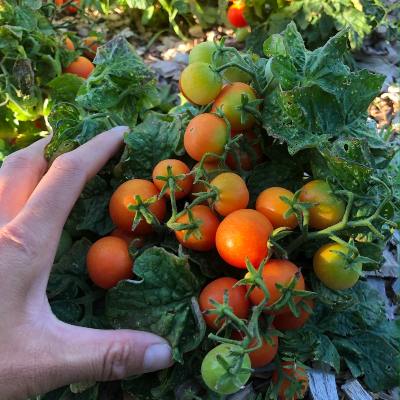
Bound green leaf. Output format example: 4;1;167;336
106;247;205;363
48;74;84;104
119;112;186;180
313;334;341;372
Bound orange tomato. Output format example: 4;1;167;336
55;0;80;14
256;187;298;229
65;37;75;51
111;228;145;248
83;36;100;60
109;179;166;235
272;362;308;400
64;56;94;79
273;299;314;331
86;236;133;289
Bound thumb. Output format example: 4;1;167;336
52;322;173;384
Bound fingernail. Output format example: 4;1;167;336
143;343;173;372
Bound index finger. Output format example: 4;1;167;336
13;126;128;249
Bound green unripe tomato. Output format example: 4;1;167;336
179;62;222;105
235;27;250;43
189;41;216;64
313;243;362;290
201;344;251;395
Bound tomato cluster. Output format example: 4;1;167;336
83;41;364;398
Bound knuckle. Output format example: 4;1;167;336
101;340;133;381
0;223;39;259
51;154;86;182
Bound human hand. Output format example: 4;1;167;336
0;127;173;400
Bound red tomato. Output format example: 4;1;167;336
226;131;264;171
211;83;257;131
109;179;167;235
83;36;100;60
64;37;75;51
55;0;80;14
210;172;249;216
216;209;273;269
256;187;298;229
152;159;193;200
247;259;305;314
272;362;308;400
86;236;133;289
111;228;145;248
199;277;249;330
227;3;248;28
64;56;94;79
299;180;345;230
273;299;314;330
184;113;229;162
175;205;220;251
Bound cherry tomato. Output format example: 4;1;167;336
64;37;75;51
175;205;220;251
313;243;361;290
273;299;314;330
64;56;94;79
83;36;100;60
227;3;248;28
189;41;216;64
55;0;80;14
152;159;193;200
210;172;249;216
111;228;145;248
226;131;264;171
86;236;133;289
180;62;222;105
190;161;221;200
256;187;298;229
272;362;308;400
201;344;251;395
299;180;345;230
199;277;249;330
215;51;252;84
216;209;273;269
184;113;229;162
211;83;257;131
247;259;305;314
109;179;166;235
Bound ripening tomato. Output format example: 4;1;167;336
64;56;94;79
55;0;80;14
201;344;251;395
111;228;145;248
211;83;257;131
189;41;216;64
256;187;298;229
109;179;167;235
180;62;222;105
184;113;229;162
65;37;75;51
273;299;314;330
272;362;308;400
175;205;220;251
215;51;252;84
247;259;305;314
210;172;249;216
226;131;264;171
152;159;193;200
199;277;249;330
190;161;221;200
86;236;133;289
83;36;100;60
216;209;273;269
313;243;362;290
299;180;345;230
227;3;248;28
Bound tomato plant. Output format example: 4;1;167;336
272;362;308;400
190;161;220;199
210;172;249;216
201;344;251;395
86;236;133;289
216;209;273;269
199;277;249;329
64;56;94;79
65;37;75;51
180;62;222;105
211;83;258;131
184;113;229;161
256;187;298;229
313;242;362;290
299;180;345;230
273;299;314;330
227;3;248;28
174;205;220;251
83;36;100;60
109;179;167;235
55;0;80;14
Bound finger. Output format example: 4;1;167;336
0;136;50;227
13;126;127;255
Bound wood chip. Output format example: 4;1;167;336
342;379;373;400
308;368;339;400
